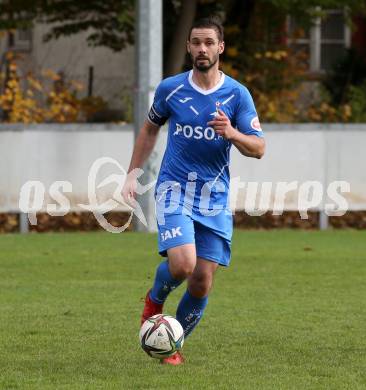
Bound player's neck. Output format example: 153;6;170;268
191;67;222;91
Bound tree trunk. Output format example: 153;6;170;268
164;0;197;77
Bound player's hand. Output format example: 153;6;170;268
207;109;237;140
122;172;138;208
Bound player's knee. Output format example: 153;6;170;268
174;263;195;280
169;257;195;280
167;244;196;280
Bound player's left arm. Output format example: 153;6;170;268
207;109;265;159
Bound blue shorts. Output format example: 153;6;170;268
157;213;232;267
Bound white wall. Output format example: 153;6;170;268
1;124;366;213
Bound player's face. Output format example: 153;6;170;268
187;28;225;72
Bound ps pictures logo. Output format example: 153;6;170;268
19;157;156;233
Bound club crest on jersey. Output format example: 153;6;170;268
208;102;221;117
215;101;221;111
250;116;262;131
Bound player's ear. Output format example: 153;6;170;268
219;41;225;54
186;41;191;54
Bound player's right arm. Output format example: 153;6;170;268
122;120;160;206
122;80;170;206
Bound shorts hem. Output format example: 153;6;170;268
158;239;195;257
196;252;230;267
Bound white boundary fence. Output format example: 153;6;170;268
1;123;366;231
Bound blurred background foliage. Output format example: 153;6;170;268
0;52;107;123
0;0;365;123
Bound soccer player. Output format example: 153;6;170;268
122;17;265;365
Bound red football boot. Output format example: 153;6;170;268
161;351;185;366
141;289;163;325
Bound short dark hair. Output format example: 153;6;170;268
188;16;224;42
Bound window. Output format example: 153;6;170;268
288;9;351;72
11;29;33;51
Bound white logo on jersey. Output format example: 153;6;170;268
174;123;223;141
160;226;183;242
179;97;193;103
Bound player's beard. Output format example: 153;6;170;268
191;52;219;73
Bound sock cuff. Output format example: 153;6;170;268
186;289;209;304
149;260;183;305
163;260;181;285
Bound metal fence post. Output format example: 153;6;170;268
319;211;329;230
134;0;163;232
19;212;29;234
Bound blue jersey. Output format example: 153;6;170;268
148;70;263;225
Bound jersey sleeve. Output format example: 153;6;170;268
147;81;170;126
235;86;264;138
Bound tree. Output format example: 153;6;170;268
1;0;365;123
0;0;365;76
164;0;198;77
0;0;135;51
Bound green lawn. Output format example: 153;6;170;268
0;230;366;389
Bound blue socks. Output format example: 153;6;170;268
176;290;208;337
150;260;183;304
149;261;209;338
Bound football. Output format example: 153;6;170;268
139;314;184;358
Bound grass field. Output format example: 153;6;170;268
0;230;366;389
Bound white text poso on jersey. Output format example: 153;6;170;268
173;123;223;141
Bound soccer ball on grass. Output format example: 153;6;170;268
139;314;184;358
